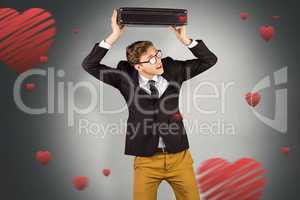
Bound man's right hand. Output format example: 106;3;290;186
105;9;126;45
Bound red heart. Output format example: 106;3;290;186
72;176;89;190
196;157;268;200
280;147;289;155
35;150;52;165
173;111;183;121
245;92;261;107
259;25;275;41
240;12;249;20
25;82;35;91
102;168;111;176
0;8;56;73
178;15;187;23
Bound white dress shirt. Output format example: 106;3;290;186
98;38;198;148
99;39;198;49
138;73;169;148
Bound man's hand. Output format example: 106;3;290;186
168;25;192;46
105;9;126;45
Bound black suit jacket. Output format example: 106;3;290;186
82;39;217;156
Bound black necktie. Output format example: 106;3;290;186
148;80;159;98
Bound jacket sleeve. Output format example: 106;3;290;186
81;43;123;89
174;39;218;82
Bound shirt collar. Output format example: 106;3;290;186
138;73;159;86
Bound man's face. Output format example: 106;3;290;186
134;46;164;76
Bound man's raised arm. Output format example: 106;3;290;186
168;25;218;82
81;9;126;88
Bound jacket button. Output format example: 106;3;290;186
173;112;182;121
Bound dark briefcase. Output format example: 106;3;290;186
117;7;188;26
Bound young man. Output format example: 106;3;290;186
82;9;217;200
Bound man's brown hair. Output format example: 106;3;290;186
126;40;153;66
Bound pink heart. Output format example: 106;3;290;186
240;12;249;20
0;8;56;73
245;92;261;107
72;176;89;190
72;28;80;34
102;168;111;176
39;55;48;63
259;25;275;41
35;150;52;165
196;157;268;200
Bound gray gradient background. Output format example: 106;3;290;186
1;0;300;199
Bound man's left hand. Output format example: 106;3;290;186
168;25;192;46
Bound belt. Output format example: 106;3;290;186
154;147;167;153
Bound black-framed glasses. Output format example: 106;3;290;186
136;50;162;65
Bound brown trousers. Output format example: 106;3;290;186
133;149;201;200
